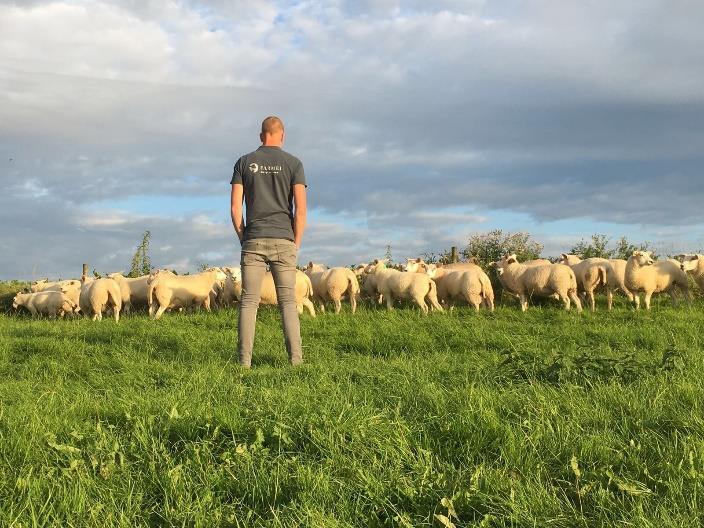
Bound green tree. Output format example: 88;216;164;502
384;245;393;263
461;230;544;268
569;234;655;260
611;236;655;260
129;231;152;278
570;234;612;259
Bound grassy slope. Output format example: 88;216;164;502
1;297;703;527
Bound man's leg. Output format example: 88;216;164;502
238;240;267;368
269;239;302;365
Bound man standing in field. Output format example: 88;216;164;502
230;116;307;368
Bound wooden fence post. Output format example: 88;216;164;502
451;246;458;263
82;263;88;282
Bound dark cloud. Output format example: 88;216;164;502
1;1;703;278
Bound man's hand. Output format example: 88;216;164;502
292;183;307;249
230;183;245;243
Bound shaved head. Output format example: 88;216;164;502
261;116;284;135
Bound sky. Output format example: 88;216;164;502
1;0;703;279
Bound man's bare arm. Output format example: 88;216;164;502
230;183;245;242
292;183;307;249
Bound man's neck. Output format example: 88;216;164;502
261;141;282;148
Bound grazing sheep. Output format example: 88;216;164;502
233;270;316;317
213;267;242;307
559;254;614;311
625;251;690;310
148;270;224;320
79;278;122;322
405;257;549;274
425;263;495;311
304;262;360;314
681;254;704;292
367;260;443;314
107;273;151;313
30;278;81;294
356;267;383;305
491;254;582;312
601;259;635;308
12;291;77;318
30;279;84;315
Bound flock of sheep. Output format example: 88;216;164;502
10;251;704;320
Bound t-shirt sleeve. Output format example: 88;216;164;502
231;157;244;185
291;159;307;187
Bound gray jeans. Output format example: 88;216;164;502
238;238;302;367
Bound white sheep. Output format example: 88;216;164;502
625;251;690;310
681;254;704;292
233;270;316;317
367;260;443;314
214;267;242;307
12;291;77;318
79;278;122;322
558;254;615;311
148;270;223;320
492;254;582;312
28;279;83;315
425;263;495;311
107;273;151;313
304;263;361;314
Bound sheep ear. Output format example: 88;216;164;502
373;259;379;265
507;256;517;264
560;253;567;259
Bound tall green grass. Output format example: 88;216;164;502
1;298;703;527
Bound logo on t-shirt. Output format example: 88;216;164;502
248;163;259;173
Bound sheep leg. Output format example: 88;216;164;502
519;294;528;312
153;304;168;320
305;299;317;317
385;293;395;311
333;298;342;314
683;285;692;306
669;288;679;307
569;291;583;312
632;293;640;310
428;295;443;312
644;292;653;310
349;293;357;314
413;295;429;315
606;287;614;310
587;290;596;311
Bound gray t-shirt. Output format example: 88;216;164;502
231;146;306;242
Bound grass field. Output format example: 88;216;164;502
1;296;704;527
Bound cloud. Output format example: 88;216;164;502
1;0;703;278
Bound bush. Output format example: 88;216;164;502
569;234;655;260
461;230;544;268
0;280;30;313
